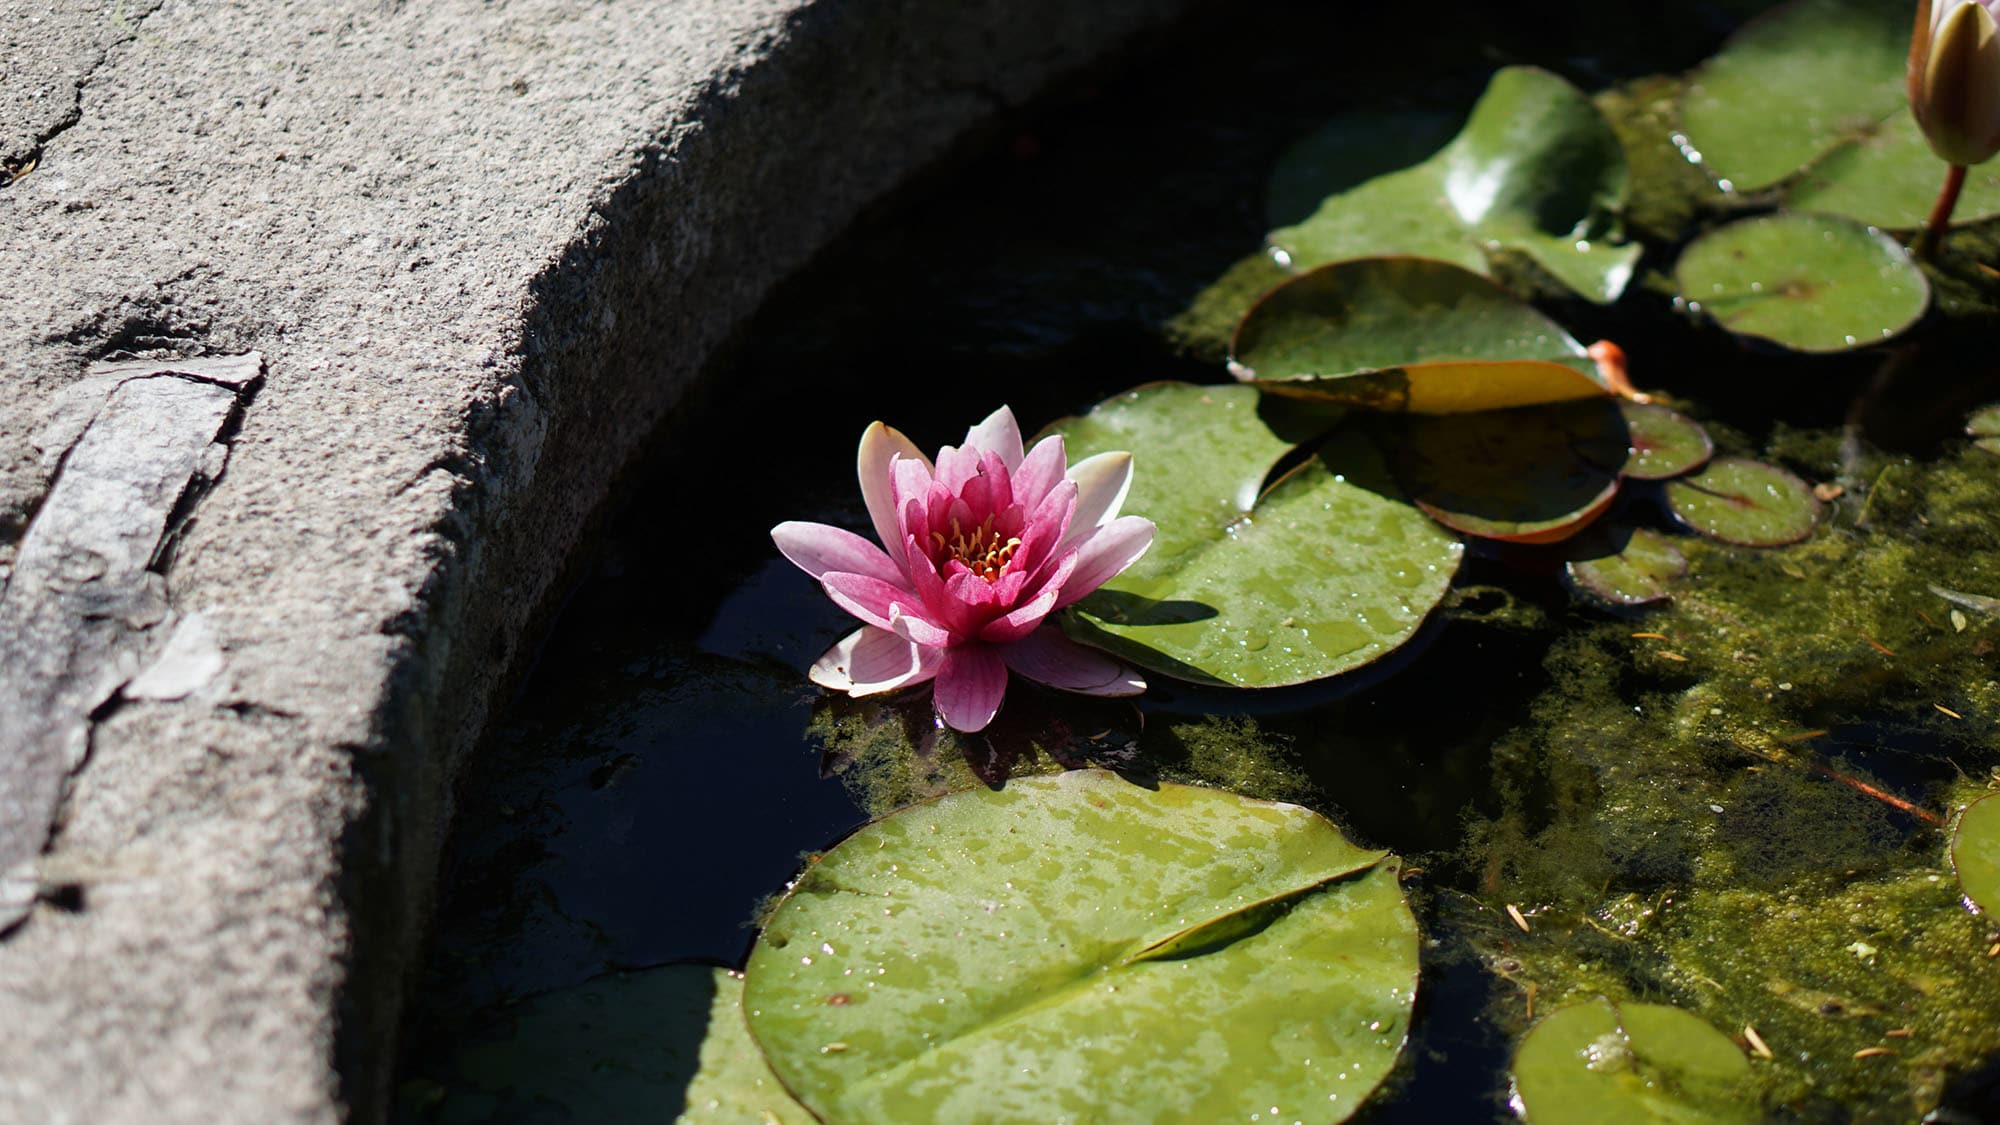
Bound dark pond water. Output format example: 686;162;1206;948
395;1;2000;1121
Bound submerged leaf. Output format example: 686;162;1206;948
1664;458;1822;546
1674;213;1929;352
1269;67;1639;303
1512;997;1756;1123
1374;401;1627;543
1048;383;1462;687
743;771;1418;1124
1231;258;1607;413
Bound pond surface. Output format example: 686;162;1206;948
395;2;2000;1120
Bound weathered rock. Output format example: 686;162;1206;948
0;0;1194;1119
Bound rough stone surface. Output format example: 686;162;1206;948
0;0;1193;1119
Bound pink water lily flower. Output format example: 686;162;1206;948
772;406;1154;732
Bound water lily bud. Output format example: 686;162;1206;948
1909;0;2000;166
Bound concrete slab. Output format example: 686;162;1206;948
0;0;1193;1118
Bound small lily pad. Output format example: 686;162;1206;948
1231;258;1607;413
1513;997;1756;1124
1585;401;1714;480
1564;527;1690;608
1788;113;2000;230
1674;213;1929;353
1675;0;1911;194
1268;66;1639;303
1953;793;2000;916
743;770;1420;1124
1376;401;1627;544
1969;404;2000;456
1049;382;1463;688
1664;458;1821;547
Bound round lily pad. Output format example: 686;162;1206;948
1953;793;2000;916
1564;527;1690;609
1664;458;1821;547
1675;0;1911;194
1231;258;1607;413
1048;382;1463;688
1969;404;2000;456
424;965;812;1125
1674;213;1929;353
743;770;1419;1124
1788;113;2000;230
1583;401;1714;481
1377;400;1627;544
1513;997;1756;1124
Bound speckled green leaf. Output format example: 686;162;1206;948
743;770;1419;1125
1674;213;1929;352
1953;793;2000;916
1269;67;1639;303
1231;259;1608;413
1969;403;2000;456
1564;527;1690;608
1512;997;1756;1124
1587;401;1715;480
1048;383;1463;687
1788;112;2000;229
1265;110;1465;228
427;965;812;1125
1376;401;1626;543
1664;458;1822;546
1676;0;1911;194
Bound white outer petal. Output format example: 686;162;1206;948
1065;450;1133;539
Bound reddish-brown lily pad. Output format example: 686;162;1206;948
1663;458;1821;546
1564;527;1690;608
1582;401;1714;480
1376;400;1626;544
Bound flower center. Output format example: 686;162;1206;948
933;515;1021;582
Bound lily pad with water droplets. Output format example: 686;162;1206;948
1564;527;1690;609
1374;401;1627;544
1969;404;2000;456
1511;997;1756;1124
1674;213;1929;353
1664;458;1822;547
1675;0;1911;194
742;770;1419;1125
1586;401;1714;481
1047;382;1463;687
1231;258;1609;413
1953;793;2000;916
1268;67;1639;303
424;965;813;1125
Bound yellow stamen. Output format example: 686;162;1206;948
937;515;1021;581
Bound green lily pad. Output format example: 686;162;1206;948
1268;67;1640;303
1231;258;1608;413
1564;527;1690;608
1969;403;2000;456
1265;110;1466;228
1953;793;2000;916
1048;383;1463;687
1664;458;1822;547
1587;401;1715;480
426;965;812;1125
1676;0;1911;194
1375;401;1627;544
1512;997;1756;1124
1788;113;2000;229
742;770;1419;1124
1674;213;1930;352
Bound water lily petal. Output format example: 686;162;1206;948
1066;451;1133;536
809;626;941;695
934;443;981;493
890;457;939;546
933;645;1009;732
980;549;1078;643
860;424;930;565
771;521;904;584
821;571;942;640
1000;629;1146;696
1053;515;1155;608
963;405;1025;470
1014;478;1078;577
1012;435;1068;511
888;604;954;648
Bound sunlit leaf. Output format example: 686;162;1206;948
1968;403;2000;456
1788;113;2000;229
1674;213;1929;352
743;770;1419;1124
1265;110;1465;228
1512;998;1757;1124
1953;793;2000;916
1664;458;1822;546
